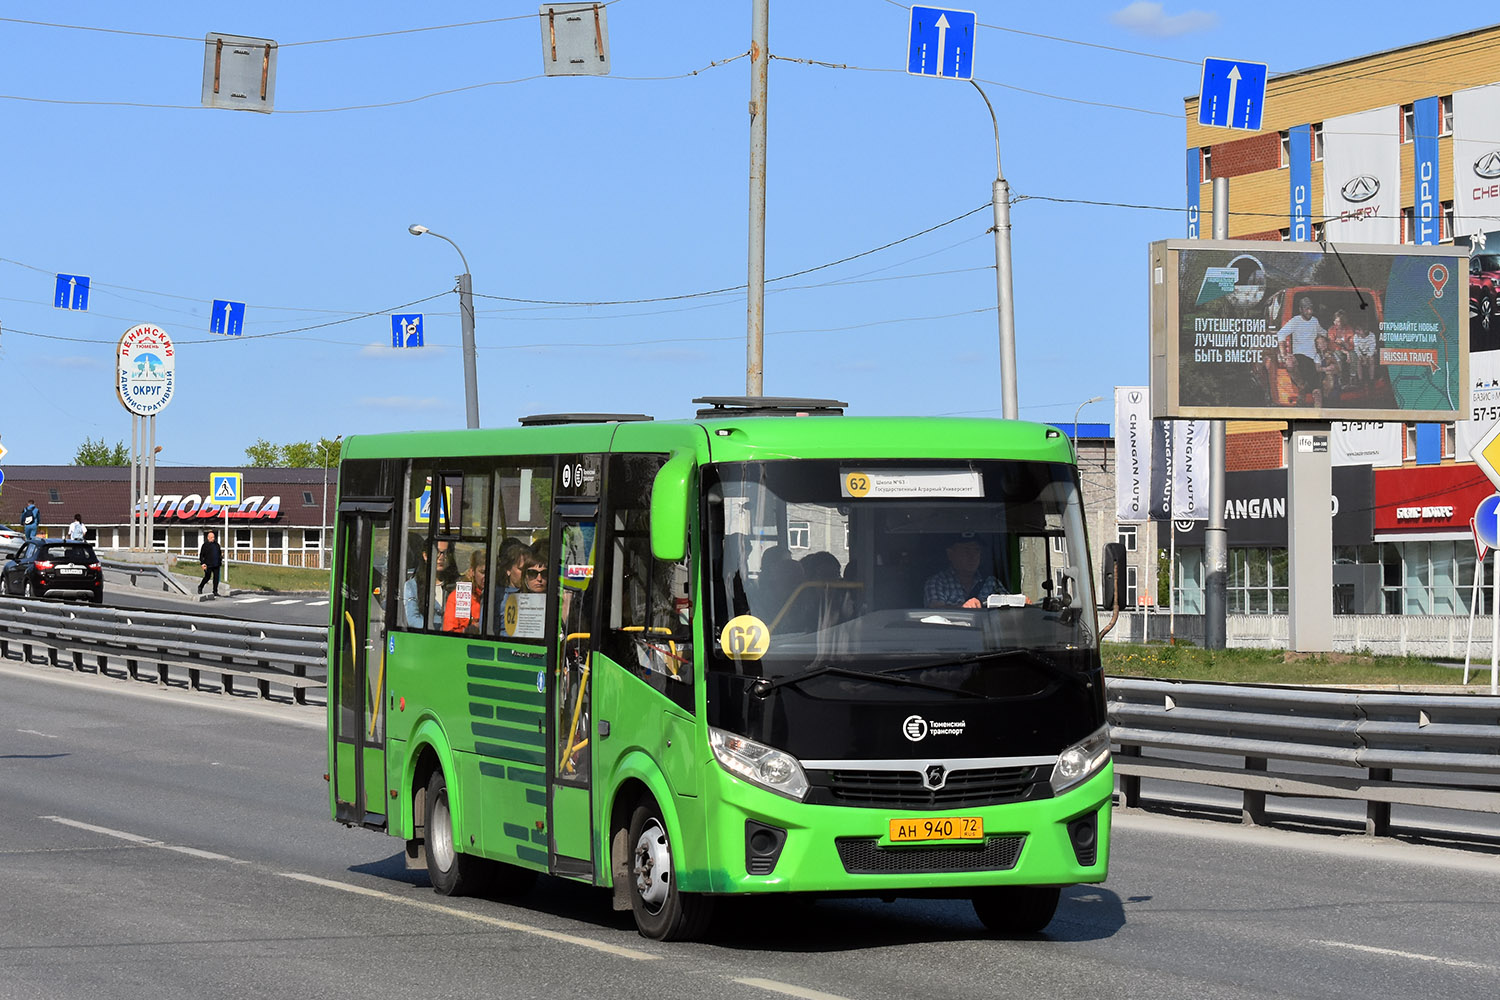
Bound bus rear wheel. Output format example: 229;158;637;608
972;885;1061;935
424;770;484;896
626;799;713;941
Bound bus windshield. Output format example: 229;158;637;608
703;458;1098;682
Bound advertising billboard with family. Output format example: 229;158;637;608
1149;239;1467;420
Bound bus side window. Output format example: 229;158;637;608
604;454;694;713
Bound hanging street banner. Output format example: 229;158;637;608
1321;106;1401;244
116;324;176;416
1115;386;1210;522
1331;421;1403;467
1287;123;1313;242
1114;387;1151;522
1452;82;1500;240
1150;239;1467;420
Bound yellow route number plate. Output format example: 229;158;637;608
888;816;984;842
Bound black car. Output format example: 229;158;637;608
2;539;104;603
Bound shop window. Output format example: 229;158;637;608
235;528;252;549
303;529;321;549
269;529;285;549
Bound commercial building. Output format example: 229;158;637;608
1162;25;1500;617
0;466;337;567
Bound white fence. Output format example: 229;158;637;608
1106;611;1500;660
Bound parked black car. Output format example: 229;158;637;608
2;539;104;603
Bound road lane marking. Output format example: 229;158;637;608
734;978;856;1000
307;600;329;606
279;872;661;960
235;596;269;604
42;816;248;864
1312;939;1495;971
17;729;58;738
272;599;301;605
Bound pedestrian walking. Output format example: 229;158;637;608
67;513;87;541
20;500;40;541
198;530;223;598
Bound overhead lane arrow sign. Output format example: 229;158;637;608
1199;57;1267;130
906;6;975;81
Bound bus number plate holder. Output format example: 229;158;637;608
888;816;984;842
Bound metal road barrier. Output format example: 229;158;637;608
1108;677;1500;835
0;596;326;704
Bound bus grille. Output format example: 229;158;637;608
834;836;1026;875
809;766;1046;809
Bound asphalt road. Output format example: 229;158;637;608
102;583;331;627
3;661;1498;1000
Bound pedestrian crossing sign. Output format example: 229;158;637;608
210;472;243;506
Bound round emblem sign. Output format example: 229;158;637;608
117;323;176;416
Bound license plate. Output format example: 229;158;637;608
888;816;984;842
58;566;83;575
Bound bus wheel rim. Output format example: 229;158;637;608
633;818;671;910
431;791;455;873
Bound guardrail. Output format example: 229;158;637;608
1108;677;1500;835
0;596;326;704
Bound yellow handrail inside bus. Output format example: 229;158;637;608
768;580;864;632
562;658;591;774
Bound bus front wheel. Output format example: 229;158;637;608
972;885;1061;935
424;770;483;896
626;799;712;941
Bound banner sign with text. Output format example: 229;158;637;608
1149;239;1467;420
1452;83;1500;240
1322;106;1401;244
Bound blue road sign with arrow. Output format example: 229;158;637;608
1476;494;1500;552
392;313;423;348
1198;58;1267;130
211;299;246;336
54;273;90;310
907;6;975;81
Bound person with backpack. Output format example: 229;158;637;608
20;501;40;541
67;514;87;541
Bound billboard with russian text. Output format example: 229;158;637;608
1149;239;1467;420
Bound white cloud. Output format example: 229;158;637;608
357;396;447;411
56;355;107;369
1110;2;1217;37
358;342;450;359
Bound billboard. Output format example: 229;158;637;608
1150;239;1468;421
1174;464;1374;547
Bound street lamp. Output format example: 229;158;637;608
407;224;480;429
321;434;343;571
1073;396;1104;462
971;81;1018;421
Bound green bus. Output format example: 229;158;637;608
327;397;1112;940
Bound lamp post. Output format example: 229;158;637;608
1073;396;1103;460
321;434;343;571
971;81;1018;421
407;224;479;429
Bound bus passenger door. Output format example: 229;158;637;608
332;507;392;829
547;505;599;877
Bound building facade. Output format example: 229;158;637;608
0;466;337;567
1169;26;1500;617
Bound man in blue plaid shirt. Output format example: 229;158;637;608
924;534;1001;609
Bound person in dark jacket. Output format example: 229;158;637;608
198;530;223;598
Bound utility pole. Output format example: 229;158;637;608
1204;177;1229;648
746;0;768;396
970;81;1019;420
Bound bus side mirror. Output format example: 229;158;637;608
1101;542;1127;611
649;452;694;563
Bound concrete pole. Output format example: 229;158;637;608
457;271;479;429
972;82;1018;420
746;0;768;396
1204;177;1229;649
130;413;140;550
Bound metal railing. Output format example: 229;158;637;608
1108;677;1500;834
0;596;326;704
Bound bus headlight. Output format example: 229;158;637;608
1049;725;1111;795
709;727;810;801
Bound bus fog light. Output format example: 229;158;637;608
1049;726;1111;794
710;727;809;801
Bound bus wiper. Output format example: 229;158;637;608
754;664;986;699
879;648;1094;688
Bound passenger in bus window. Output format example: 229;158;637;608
924;534;1001;609
429;540;457;621
496;537;529;599
401;536;428;629
443;549;487;634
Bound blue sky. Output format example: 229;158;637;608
1;2;1493;467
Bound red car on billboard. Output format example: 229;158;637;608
1471;251;1500;345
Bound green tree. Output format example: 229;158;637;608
244;438;283;467
73;437;130;465
244;436;344;468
